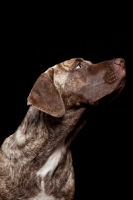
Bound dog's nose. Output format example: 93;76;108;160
114;58;125;68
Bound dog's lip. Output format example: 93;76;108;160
121;67;126;77
114;60;126;78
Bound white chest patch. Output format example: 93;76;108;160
32;142;65;200
37;142;65;178
29;193;64;200
29;192;54;200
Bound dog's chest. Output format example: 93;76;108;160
37;143;64;178
30;142;65;200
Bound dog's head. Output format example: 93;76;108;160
27;58;126;117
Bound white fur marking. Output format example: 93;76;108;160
29;191;56;200
37;142;64;178
31;142;65;200
15;129;26;145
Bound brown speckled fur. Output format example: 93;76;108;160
0;58;126;200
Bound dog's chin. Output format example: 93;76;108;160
101;85;125;105
90;78;126;106
108;77;126;103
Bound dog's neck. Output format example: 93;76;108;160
2;106;86;168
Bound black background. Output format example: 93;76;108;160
1;3;132;200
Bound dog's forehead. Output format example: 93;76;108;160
84;60;93;65
54;58;84;71
63;58;77;66
62;58;93;69
52;58;94;75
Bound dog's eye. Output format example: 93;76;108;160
76;63;82;69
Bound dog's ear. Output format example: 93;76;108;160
27;69;65;117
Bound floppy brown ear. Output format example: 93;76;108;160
27;72;65;117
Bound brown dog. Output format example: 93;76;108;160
0;58;126;200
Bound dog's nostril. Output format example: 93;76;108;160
114;58;125;68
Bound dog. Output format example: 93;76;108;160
0;58;126;200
